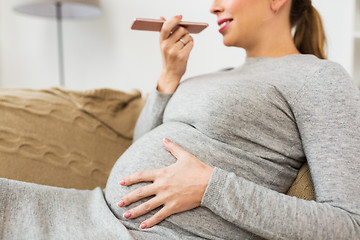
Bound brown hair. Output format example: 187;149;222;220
290;0;327;59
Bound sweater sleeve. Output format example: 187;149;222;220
133;89;173;142
200;62;360;240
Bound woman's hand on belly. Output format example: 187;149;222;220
117;138;214;229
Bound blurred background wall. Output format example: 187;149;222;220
0;0;357;94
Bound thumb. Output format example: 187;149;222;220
163;138;184;160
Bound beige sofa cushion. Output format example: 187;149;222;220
287;162;315;201
0;88;145;189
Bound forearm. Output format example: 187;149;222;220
133;71;182;141
201;167;360;240
133;89;173;142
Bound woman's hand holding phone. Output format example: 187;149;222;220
157;15;194;93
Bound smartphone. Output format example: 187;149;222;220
131;18;208;34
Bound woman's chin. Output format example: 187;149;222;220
221;34;237;47
223;38;235;47
222;36;243;48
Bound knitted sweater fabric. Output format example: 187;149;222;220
1;54;360;240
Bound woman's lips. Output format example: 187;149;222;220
219;21;232;33
217;18;233;33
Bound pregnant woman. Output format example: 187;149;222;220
1;0;359;239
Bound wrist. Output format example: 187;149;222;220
198;164;214;205
157;72;181;94
203;165;214;186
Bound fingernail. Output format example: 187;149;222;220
123;211;131;218
176;15;182;19
117;200;125;207
163;138;171;143
140;223;147;229
119;179;125;185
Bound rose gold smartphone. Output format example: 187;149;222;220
131;18;208;34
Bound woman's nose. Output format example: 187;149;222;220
210;0;224;15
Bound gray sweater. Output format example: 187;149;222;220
1;54;359;240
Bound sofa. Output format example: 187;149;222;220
0;87;315;201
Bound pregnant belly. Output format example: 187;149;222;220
104;122;254;240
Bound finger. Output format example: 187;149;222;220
176;34;193;49
167;26;189;45
168;34;192;54
162;138;188;160
160;15;183;40
123;197;163;219
139;205;173;229
160;16;166;20
183;38;194;52
183;37;194;51
181;34;193;44
177;40;194;60
120;169;157;186
118;184;157;208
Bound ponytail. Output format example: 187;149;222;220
290;1;327;59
